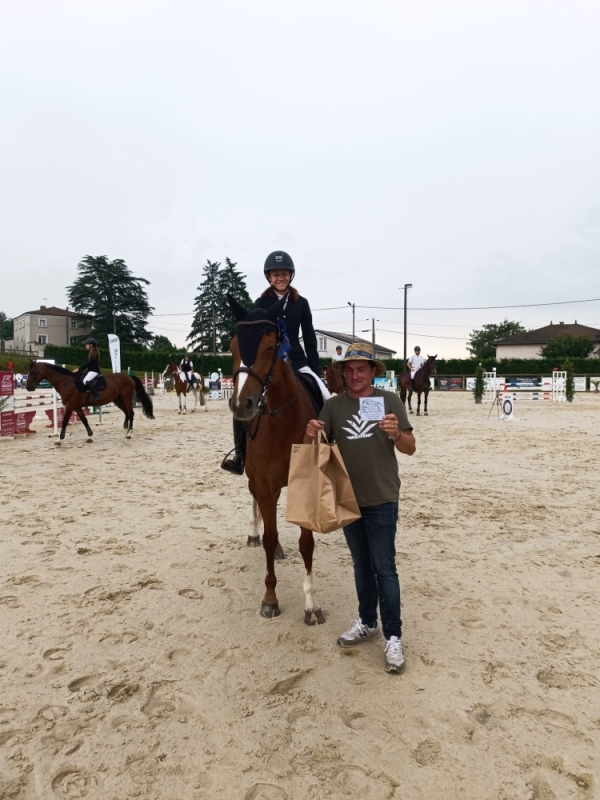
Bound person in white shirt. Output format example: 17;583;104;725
332;345;344;361
406;346;425;389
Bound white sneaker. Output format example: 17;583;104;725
384;636;406;673
337;618;381;648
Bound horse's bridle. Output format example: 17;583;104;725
232;318;300;438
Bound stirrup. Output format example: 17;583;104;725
221;448;244;475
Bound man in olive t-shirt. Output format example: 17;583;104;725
305;343;415;674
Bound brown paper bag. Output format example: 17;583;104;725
285;437;361;533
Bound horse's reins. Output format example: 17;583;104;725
232;317;301;440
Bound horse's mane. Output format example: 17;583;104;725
43;363;74;376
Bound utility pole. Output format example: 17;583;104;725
212;310;217;355
372;317;375;349
347;302;355;338
66;306;69;346
402;283;412;365
113;313;117;335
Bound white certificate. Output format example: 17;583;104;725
359;396;385;421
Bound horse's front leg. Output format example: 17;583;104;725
258;493;282;617
424;389;429;416
416;391;421;416
299;528;324;626
75;409;94;441
57;404;72;445
408;390;414;414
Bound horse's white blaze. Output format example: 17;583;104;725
303;571;320;612
236;360;249;393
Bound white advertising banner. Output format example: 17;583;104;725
108;334;121;374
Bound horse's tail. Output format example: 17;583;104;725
132;376;155;419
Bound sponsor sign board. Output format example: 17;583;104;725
0;371;14;397
573;376;587;392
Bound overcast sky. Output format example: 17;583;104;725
2;0;599;357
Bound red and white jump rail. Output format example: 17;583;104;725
0;371;90;439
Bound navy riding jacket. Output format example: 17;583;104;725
254;290;320;374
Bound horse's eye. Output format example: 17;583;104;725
267;345;275;351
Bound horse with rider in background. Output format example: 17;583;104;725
26;360;154;443
163;360;207;414
398;355;437;416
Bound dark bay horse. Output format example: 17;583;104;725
163;361;207;414
399;355;437;416
26;361;154;443
228;294;325;625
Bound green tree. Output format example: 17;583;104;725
66;255;154;344
187;258;253;352
217;257;253;351
562;358;575;400
0;312;14;341
187;260;221;352
540;335;595;359
149;334;177;353
467;319;526;360
473;362;484;403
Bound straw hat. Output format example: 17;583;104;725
333;341;387;377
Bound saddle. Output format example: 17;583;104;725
296;371;324;416
75;374;107;394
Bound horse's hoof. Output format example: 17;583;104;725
409;410;414;415
86;438;93;443
126;433;132;439
55;441;62;447
424;412;428;416
260;602;280;618
274;544;285;561
416;412;421;416
304;609;325;626
247;535;261;547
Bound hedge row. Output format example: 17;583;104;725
42;346;600;377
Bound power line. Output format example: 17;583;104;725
355;296;600;311
378;328;469;341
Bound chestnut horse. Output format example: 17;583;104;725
26;361;154;443
322;361;345;395
228;294;325;624
163;361;207;414
399;355;437;416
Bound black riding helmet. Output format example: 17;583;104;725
84;338;97;346
264;251;295;281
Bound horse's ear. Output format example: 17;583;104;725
227;294;248;322
267;294;287;321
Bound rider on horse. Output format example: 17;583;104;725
406;346;425;391
75;337;102;403
221;250;330;475
179;354;195;388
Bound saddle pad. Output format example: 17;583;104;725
295;371;324;416
75;374;107;393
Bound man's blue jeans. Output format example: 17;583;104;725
343;502;401;640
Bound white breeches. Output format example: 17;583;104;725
298;366;331;401
82;372;99;384
410;370;417;379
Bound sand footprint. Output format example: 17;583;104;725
412;739;442;765
178;588;204;600
245;784;288;800
51;767;100;797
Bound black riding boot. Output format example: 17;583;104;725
87;378;101;404
221;418;246;475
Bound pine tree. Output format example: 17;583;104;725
66;255;154;344
187;258;253;353
187;260;222;352
217;257;253;351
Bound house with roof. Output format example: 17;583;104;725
494;321;600;359
10;305;91;355
300;329;396;361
